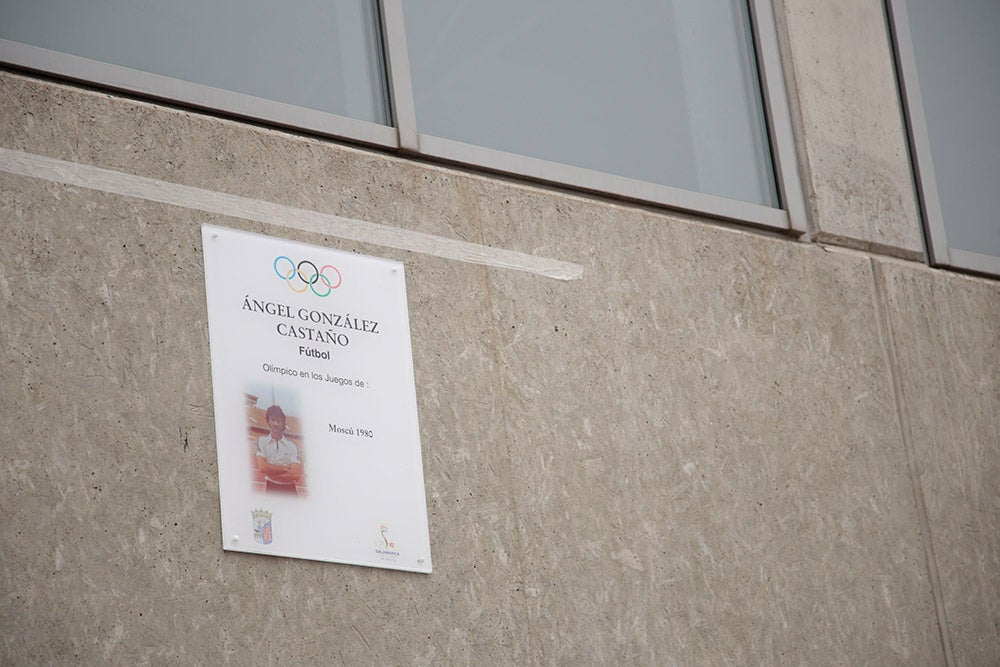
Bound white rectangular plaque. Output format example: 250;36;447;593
202;224;432;573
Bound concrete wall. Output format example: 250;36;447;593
1;3;998;662
776;0;925;257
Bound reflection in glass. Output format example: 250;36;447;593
403;0;777;206
905;0;1000;257
0;0;390;125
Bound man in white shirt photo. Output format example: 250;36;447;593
255;405;302;494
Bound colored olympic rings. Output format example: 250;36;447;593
273;255;342;297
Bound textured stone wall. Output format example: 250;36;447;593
1;17;997;662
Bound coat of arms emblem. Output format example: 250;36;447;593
252;509;273;544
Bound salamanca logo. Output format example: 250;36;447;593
274;255;343;298
375;523;400;561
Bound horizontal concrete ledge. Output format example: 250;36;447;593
0;146;584;282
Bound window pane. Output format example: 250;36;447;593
402;0;777;207
0;0;390;125
905;0;1000;259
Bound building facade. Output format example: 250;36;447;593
1;0;998;663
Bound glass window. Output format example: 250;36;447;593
0;0;390;125
402;0;777;207
890;0;1000;275
1;0;802;229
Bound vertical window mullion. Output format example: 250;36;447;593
379;0;419;152
886;0;952;268
748;0;809;235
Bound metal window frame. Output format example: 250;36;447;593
1;0;806;234
885;0;1000;277
749;0;808;234
0;38;399;149
380;0;806;233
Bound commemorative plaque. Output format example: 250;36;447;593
202;224;432;573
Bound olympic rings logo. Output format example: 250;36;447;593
273;256;342;297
